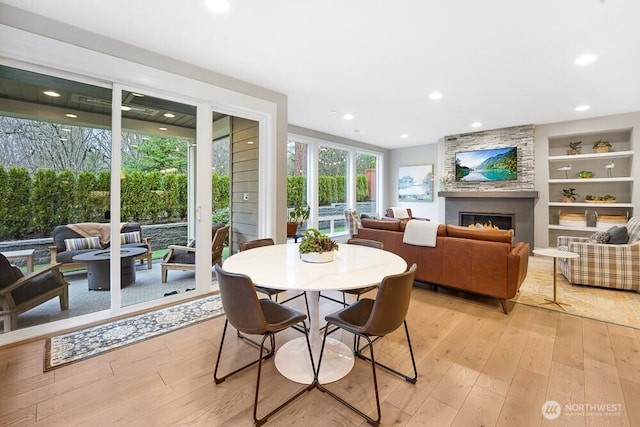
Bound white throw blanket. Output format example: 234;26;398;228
403;220;439;247
391;207;410;219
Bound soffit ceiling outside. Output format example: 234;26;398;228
1;0;640;149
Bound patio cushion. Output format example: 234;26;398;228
64;236;101;251
120;231;141;244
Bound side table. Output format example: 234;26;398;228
1;249;35;273
532;248;579;311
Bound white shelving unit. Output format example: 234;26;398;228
547;129;634;243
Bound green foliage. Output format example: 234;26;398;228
122;136;188;174
57;170;76;225
76;171;97;222
5;167;32;236
121;171;145;221
298;228;339;254
31;169;59;233
0;167;7;237
212;173;230;210
212;207;229;225
288;202;310;223
356;174;369;201
144;171;163;222
287;175;305;207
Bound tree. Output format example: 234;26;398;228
121;134;188;174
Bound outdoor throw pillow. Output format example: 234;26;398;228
120;231;142;244
64;236;101;251
588;231;610;244
607;226;629;244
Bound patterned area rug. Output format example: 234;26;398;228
44;294;224;371
512;255;640;329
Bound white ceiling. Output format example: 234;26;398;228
2;0;640;149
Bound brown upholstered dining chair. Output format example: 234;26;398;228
316;264;418;426
320;237;384;307
239;238;309;317
213;265;315;426
161;224;229;283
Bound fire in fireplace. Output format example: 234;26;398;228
460;212;515;230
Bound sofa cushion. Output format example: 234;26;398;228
361;218;402;232
607;226;629;244
120;231;141;244
64;236;101;251
10;270;63;305
445;225;513;244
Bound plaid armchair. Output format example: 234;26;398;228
557;216;640;291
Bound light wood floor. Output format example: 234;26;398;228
1;285;639;427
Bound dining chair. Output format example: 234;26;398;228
316;264;418;427
213;265;315;426
239;238;310;318
320;238;384;307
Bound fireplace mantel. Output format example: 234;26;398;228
438;191;539;199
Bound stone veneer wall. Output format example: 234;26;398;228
443;124;535;191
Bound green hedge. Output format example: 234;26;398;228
287;174;370;206
0;166;230;239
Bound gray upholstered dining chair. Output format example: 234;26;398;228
213;265;315;426
316;264;418;426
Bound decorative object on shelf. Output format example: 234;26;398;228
585;194;617;203
595;211;629;229
593;138;612;153
298;228;339;263
576;170;594;179
567;141;582;155
561;188;578;203
287;201;310;237
558;210;587;227
557;164;572;178
605;160;615;177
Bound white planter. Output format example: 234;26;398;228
300;251;335;263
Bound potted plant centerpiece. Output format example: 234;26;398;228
287;202;310;237
299;228;339;263
561;188;578;203
593;139;612;153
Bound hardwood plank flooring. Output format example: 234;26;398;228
1;286;638;427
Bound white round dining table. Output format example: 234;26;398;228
222;243;407;384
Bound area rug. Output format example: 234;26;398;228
44;294;224;371
512;255;640;330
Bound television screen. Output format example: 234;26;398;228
455;147;517;182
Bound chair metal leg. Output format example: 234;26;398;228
355;321;417;384
316;328;382;426
214;319;272;384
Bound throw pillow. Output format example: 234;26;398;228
588;231;610;244
120;231;142;244
607;226;629;244
64;236;101;251
626;216;640;243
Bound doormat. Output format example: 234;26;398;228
44;294;223;371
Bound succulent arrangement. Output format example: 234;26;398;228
585;194;617;202
567;141;582;155
593;139;612;152
562;188;578;202
298;228;339;254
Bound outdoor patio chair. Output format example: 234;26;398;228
161;224;229;283
0;253;69;333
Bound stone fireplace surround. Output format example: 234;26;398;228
439;191;538;250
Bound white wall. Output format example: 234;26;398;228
388;143;443;221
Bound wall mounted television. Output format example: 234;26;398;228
455;147;517;182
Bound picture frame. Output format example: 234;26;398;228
398;164;433;202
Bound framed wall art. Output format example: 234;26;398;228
398;164;433;202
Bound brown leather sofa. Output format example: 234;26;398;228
355;218;530;313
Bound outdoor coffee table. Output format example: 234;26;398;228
532;248;579;311
72;247;147;290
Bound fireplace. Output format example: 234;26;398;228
439;191;538;250
460;212;514;230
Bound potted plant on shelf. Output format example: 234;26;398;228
561;188;578;203
287;202;310;237
567;141;582;155
298;228;339;263
593;139;612;153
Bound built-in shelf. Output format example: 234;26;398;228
548;202;634;208
548;177;634;184
548;150;633;162
548;225;607;232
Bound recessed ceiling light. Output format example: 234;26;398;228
131;93;144;97
159;127;168;131
247;140;254;144
43;90;60;97
428;92;443;100
343;113;354;120
121;106;132;111
575;105;590;111
59;138;68;142
471;122;482;128
575;54;597;65
164;113;176;118
65;113;77;118
353;130;361;133
400;133;409;138
62;128;71;132
205;0;230;13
